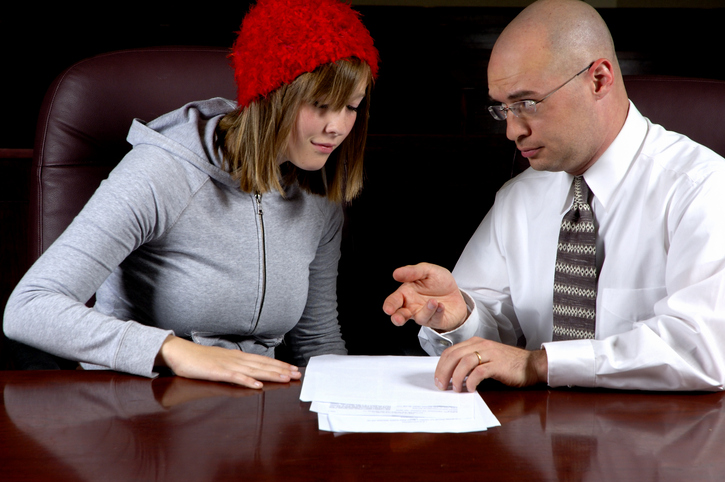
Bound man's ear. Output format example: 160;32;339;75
590;58;615;99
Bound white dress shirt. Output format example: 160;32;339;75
420;102;725;391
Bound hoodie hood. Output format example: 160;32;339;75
126;97;238;189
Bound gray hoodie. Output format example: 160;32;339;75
4;98;347;377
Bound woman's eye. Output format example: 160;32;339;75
313;101;329;109
347;105;359;113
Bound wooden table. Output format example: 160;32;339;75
1;370;724;481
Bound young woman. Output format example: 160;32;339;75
4;0;379;389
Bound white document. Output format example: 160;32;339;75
309;400;470;419
300;355;500;433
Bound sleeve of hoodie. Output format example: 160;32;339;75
284;200;347;365
3;131;202;377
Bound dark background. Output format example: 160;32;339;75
2;4;725;365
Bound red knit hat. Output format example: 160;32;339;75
230;0;379;108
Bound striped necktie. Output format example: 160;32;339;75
552;176;597;341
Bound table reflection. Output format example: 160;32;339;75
3;373;314;481
2;372;724;481
483;385;725;481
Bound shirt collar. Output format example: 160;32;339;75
582;100;648;211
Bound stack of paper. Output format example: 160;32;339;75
300;355;500;433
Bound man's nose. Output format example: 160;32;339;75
506;113;531;142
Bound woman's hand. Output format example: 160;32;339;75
155;335;301;389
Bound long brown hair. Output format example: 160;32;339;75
218;58;373;203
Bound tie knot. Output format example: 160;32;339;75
573;176;589;208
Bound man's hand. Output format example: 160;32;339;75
434;337;548;392
382;263;469;332
155;335;301;389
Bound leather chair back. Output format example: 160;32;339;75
625;75;725;157
30;47;236;263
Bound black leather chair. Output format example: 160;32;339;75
624;75;725;157
14;47;236;368
30;47;236;259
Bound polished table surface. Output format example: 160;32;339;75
1;369;724;481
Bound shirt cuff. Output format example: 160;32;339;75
418;291;479;356
542;339;596;387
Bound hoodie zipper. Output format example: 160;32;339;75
254;192;267;331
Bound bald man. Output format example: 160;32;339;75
383;0;725;392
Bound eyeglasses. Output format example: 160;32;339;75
488;62;594;121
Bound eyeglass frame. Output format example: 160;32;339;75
487;62;595;121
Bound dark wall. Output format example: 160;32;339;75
3;6;724;149
2;6;725;364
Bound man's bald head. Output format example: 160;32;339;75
493;0;619;78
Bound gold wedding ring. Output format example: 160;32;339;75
474;351;482;365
